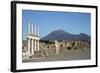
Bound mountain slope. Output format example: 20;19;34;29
41;29;90;41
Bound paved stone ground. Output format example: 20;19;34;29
22;48;91;63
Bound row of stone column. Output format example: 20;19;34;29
27;38;39;56
28;22;39;36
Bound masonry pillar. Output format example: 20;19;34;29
55;41;59;54
37;40;39;51
34;39;36;51
27;38;31;56
31;39;34;55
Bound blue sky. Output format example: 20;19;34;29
22;10;91;40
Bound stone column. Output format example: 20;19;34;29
55;41;59;54
27;38;30;56
32;24;35;35
37;40;39;51
31;24;33;34
34;39;36;51
37;26;39;36
30;39;32;55
36;40;38;51
31;39;34;55
34;25;36;35
28;22;31;34
33;39;35;51
36;40;37;51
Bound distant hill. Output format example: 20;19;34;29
41;29;90;42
